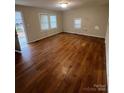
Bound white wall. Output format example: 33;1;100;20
105;22;109;81
16;4;108;43
63;5;109;38
16;5;63;43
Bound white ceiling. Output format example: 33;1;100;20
15;0;109;11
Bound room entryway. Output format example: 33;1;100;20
15;11;27;49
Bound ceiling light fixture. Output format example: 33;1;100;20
59;2;68;8
58;0;69;8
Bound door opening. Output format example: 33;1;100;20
15;11;27;50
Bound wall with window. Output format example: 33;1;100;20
16;5;63;43
63;5;108;38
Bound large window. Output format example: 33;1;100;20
50;16;57;29
74;18;81;29
40;14;49;30
40;14;57;31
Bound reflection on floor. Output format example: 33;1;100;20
17;31;27;49
16;32;107;93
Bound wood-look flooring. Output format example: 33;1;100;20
16;32;107;93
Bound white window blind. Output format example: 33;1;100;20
74;18;81;29
40;14;49;30
50;15;57;29
40;14;57;31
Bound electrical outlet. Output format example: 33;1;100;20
94;25;100;30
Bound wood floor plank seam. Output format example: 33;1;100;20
16;32;107;93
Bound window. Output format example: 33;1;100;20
50;15;57;29
40;14;49;30
40;14;57;31
74;18;81;29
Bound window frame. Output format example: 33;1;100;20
39;13;49;31
49;15;57;29
39;13;57;31
74;18;82;29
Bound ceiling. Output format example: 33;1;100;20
15;0;109;11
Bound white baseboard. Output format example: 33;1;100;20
64;31;105;39
28;31;62;43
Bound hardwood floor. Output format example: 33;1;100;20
16;32;107;93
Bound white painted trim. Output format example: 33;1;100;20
15;50;21;53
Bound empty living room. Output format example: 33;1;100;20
15;0;109;93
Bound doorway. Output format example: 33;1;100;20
15;11;27;50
